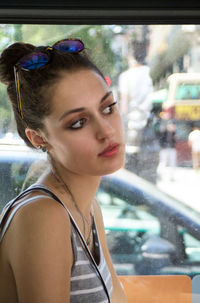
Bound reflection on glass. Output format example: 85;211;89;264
0;24;200;281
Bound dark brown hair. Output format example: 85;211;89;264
0;41;105;148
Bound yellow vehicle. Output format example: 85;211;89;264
163;73;200;121
162;73;200;166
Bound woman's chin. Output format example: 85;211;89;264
100;157;125;176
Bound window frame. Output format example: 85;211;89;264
0;2;200;25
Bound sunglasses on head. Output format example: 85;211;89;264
14;38;85;119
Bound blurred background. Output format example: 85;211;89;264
1;23;200;279
1;23;200;208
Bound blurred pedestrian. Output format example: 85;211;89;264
118;41;154;179
157;121;177;181
118;41;153;121
188;125;200;172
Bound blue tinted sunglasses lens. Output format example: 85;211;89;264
20;52;50;70
54;39;84;53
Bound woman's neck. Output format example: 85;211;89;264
60;171;101;215
39;166;101;217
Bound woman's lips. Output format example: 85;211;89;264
98;143;120;157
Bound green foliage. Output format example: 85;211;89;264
0;72;12;134
0;24;23;133
0;24;14;52
0;24;126;133
22;24;121;84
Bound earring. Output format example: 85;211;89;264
41;146;47;153
37;145;47;152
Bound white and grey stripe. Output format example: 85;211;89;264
70;222;113;302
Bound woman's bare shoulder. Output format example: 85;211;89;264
14;192;68;224
6;192;71;251
3;193;73;302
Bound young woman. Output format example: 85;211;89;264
0;38;127;303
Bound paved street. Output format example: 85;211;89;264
157;166;200;212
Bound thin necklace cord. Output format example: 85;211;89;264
51;167;93;246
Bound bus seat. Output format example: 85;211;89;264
118;275;192;303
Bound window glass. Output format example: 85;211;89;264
1;24;200;285
184;232;200;262
176;84;200;100
97;189;160;275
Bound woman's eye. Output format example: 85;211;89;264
68;118;86;130
102;102;117;115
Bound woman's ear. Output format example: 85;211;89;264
25;128;47;149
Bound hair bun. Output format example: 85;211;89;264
0;42;35;85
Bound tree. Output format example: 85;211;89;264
22;24;120;83
0;24;19;135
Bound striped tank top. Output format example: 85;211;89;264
0;185;113;302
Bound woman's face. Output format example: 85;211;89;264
44;69;125;177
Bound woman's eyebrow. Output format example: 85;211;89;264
100;91;112;103
59;91;112;121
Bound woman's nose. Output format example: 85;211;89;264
95;117;115;141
